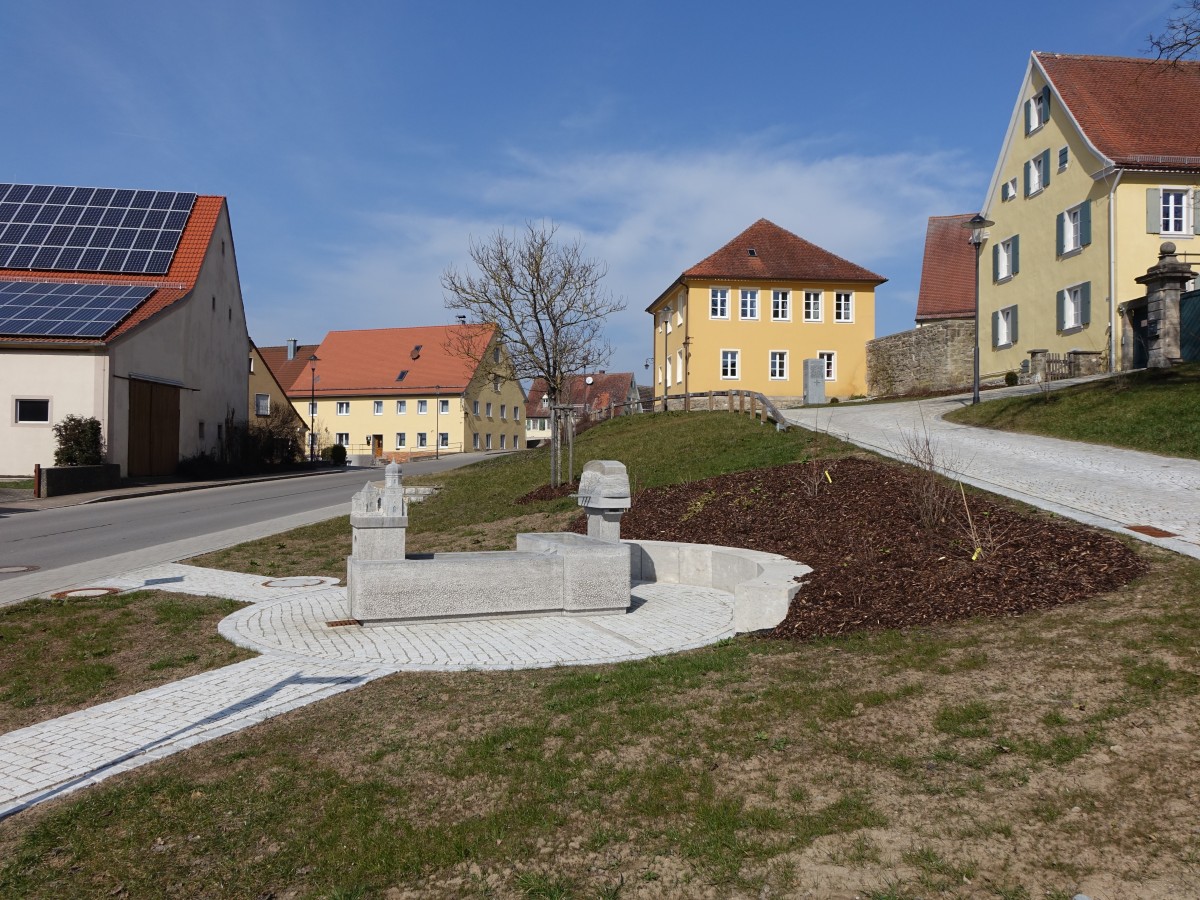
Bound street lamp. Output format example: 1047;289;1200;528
962;214;994;405
308;354;319;461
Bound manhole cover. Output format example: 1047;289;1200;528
325;619;360;628
263;576;328;589
0;564;39;575
51;587;121;599
1126;524;1179;538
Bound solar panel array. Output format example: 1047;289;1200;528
0;184;197;276
0;280;156;338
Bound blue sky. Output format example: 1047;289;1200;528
3;0;1178;376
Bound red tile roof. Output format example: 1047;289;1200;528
0;194;224;345
258;342;322;393
288;324;497;398
1036;52;1200;170
915;215;976;321
525;372;638;419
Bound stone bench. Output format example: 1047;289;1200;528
625;540;811;633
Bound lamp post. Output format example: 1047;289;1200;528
962;214;994;405
308;354;319;461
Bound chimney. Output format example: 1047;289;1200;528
286;338;298;360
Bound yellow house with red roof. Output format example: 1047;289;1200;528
978;52;1200;375
647;219;886;401
0;183;250;477
265;325;526;460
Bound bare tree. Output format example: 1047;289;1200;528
442;221;625;486
1150;1;1200;62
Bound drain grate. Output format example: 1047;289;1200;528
0;564;39;575
1126;524;1178;538
325;619;361;628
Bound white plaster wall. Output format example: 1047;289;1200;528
0;350;107;476
106;204;250;473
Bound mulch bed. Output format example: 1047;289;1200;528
567;457;1148;641
517;481;579;504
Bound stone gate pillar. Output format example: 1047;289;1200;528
1135;242;1196;368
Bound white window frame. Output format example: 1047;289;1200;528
336;401;350;416
720;349;740;380
1029;155;1044;195
417;399;428;414
676;348;684;385
710;287;730;319
485;433;492;450
665;356;673;386
771;289;790;321
817;351;836;382
1063;206;1082;254
473;433;480;450
1002;177;1018;202
439;432;449;448
997;239;1014;280
769;350;788;381
335;432;350;446
1063;284;1084;331
514;407;520;422
439;399;450;414
500;434;507;450
997;307;1015;347
500;404;507;420
373;400;383;416
14;397;51;424
395;432;406;449
1030;93;1047;131
834;292;854;323
396;400;407;414
472;400;479;415
740;288;759;320
485;402;493;417
254;393;270;417
417;432;428;448
1161;187;1191;236
308;401;317;416
803;290;822;322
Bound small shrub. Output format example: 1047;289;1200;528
1004;371;1019;387
52;414;105;466
829;396;840;404
329;444;347;466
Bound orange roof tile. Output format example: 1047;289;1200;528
258;342;322;392
915;215;976;321
1036;52;1200;170
525;372;638;419
0;194;224;345
289;324;496;398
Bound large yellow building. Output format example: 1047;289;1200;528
979;52;1200;375
266;325;525;460
647;219;885;401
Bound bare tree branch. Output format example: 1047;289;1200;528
1150;1;1200;62
441;221;625;485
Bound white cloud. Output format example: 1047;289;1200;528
264;142;981;371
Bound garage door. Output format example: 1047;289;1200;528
128;378;180;476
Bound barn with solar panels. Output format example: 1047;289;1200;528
0;183;250;477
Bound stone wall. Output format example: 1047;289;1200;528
39;464;121;498
866;320;975;397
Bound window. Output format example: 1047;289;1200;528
439;432;449;448
710;287;729;319
540;395;548;408
500;404;506;419
769;351;788;380
740;289;759;319
720;349;740;379
1057;283;1091;332
416;432;427;448
803;291;822;322
514;407;520;422
493;345;501;364
373;400;383;415
435;399;447;414
485;433;493;450
817;352;836;381
1024;150;1050;196
473;400;479;415
248;355;254;373
675;301;685;326
993;305;1018;348
254;393;270;417
500;434;507;450
336;401;350;416
676;348;684;385
1162;188;1190;235
1001;177;1018;202
834;292;853;323
1057;201;1092;256
485;402;492;417
665;356;672;386
994;236;1019;280
1026;86;1050;133
417;399;428;414
492;375;502;392
1058;146;1069;171
14;398;49;423
771;290;790;321
473;433;480;450
665;308;672;334
656;366;663;385
308;401;317;416
396;433;406;449
336;432;350;446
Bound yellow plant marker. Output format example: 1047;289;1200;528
971;547;982;561
824;470;832;483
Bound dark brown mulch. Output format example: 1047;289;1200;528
570;457;1148;641
516;481;579;504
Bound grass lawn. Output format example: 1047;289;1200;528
944;363;1200;459
0;547;1196;897
0;591;255;732
0;479;34;490
190;411;846;578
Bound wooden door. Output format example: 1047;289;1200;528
128;379;180;476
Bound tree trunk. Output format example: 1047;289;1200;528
567;412;575;485
550;406;560;487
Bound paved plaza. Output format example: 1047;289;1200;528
0;563;735;819
785;379;1200;561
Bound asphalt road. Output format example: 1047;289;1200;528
0;453;491;605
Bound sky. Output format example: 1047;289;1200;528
3;0;1180;377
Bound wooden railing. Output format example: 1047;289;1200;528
642;390;791;431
